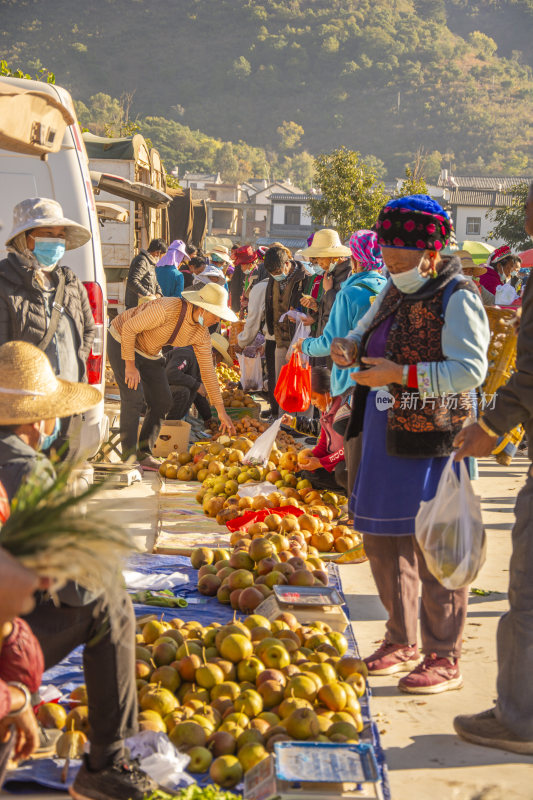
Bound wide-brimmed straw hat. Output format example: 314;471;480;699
0;342;102;425
182;282;238;323
455;249;487;276
210;246;232;264
301;229;351;259
195;264;226;285
210;333;233;366
5;198;91;250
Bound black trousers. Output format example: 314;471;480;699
168;385;212;422
300;467;344;493
265;339;278;415
107;334;173;459
24;590;138;770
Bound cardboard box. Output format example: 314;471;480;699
139;420;191;458
244;743;383;800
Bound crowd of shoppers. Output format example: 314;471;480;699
0;178;531;800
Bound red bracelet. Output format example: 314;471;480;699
407;365;418;389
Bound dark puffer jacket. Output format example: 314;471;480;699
0;252;95;381
314;257;352;337
125;250;162;309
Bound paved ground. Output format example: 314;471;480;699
4;456;532;800
341;455;533;800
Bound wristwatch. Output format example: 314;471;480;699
7;682;31;716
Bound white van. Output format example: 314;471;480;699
0;77;108;459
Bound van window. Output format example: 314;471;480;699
0;161;54;254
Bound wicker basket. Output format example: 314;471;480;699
482;306;524;463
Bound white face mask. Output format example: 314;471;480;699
389;260;430;294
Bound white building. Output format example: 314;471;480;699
438;172;533;247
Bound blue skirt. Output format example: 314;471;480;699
349;396;452;536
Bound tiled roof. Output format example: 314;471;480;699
445;189;516;207
438;175;533;190
270;193;315;202
256;236;310;248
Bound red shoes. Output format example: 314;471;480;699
398;653;463;694
364;641;422;676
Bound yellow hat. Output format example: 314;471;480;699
210;333;233;366
181;282;238;323
0;341;101;425
301;228;351;259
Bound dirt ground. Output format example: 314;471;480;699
340;455;533;800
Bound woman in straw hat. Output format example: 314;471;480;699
0;198;95;384
299;228;352;343
0;342;160;800
453;249;492;305
107;282;238;468
331;194;490;695
0;341;101;499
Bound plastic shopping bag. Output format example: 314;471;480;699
243;417;283;466
236;352;263;392
287;318;311;365
415;455;486;589
274;351;311;413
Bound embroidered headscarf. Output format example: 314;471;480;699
348;230;384;271
156;239;188;267
375;194;452;251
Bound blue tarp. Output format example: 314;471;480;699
5;553;390;799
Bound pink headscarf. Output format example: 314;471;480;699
349;230;384;271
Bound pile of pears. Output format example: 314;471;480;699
189;517;334;614
36;685;91;758
134;611;367;788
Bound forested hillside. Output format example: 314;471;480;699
1;0;532;179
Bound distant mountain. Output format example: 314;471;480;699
1;0;532;177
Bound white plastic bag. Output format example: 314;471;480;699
288;319;311;365
236;353;263;392
125;731;193;790
243;418;283;466
415;455;486;589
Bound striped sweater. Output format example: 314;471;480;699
110;297;223;410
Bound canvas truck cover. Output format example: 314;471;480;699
82;132;150;163
0;80;74;155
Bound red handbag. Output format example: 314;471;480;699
274;351;311;413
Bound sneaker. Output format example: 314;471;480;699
138;455;161;471
364;641;422;675
69;756;159;800
398;652;463;694
453;708;533;755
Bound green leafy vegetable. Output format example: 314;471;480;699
0;461;136;595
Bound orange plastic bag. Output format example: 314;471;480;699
274;351;311;413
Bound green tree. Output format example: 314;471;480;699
276;120;304;152
0;59;54;83
215;142;240;182
308;147;391;239
396;165;428;197
232;56;251;78
489;182;532;250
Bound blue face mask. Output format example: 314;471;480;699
313;265;325;275
32;238;66;268
198;314;205;326
273;273;286;282
39;418;61;451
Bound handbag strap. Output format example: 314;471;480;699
166;299;188;345
38;271;66;352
